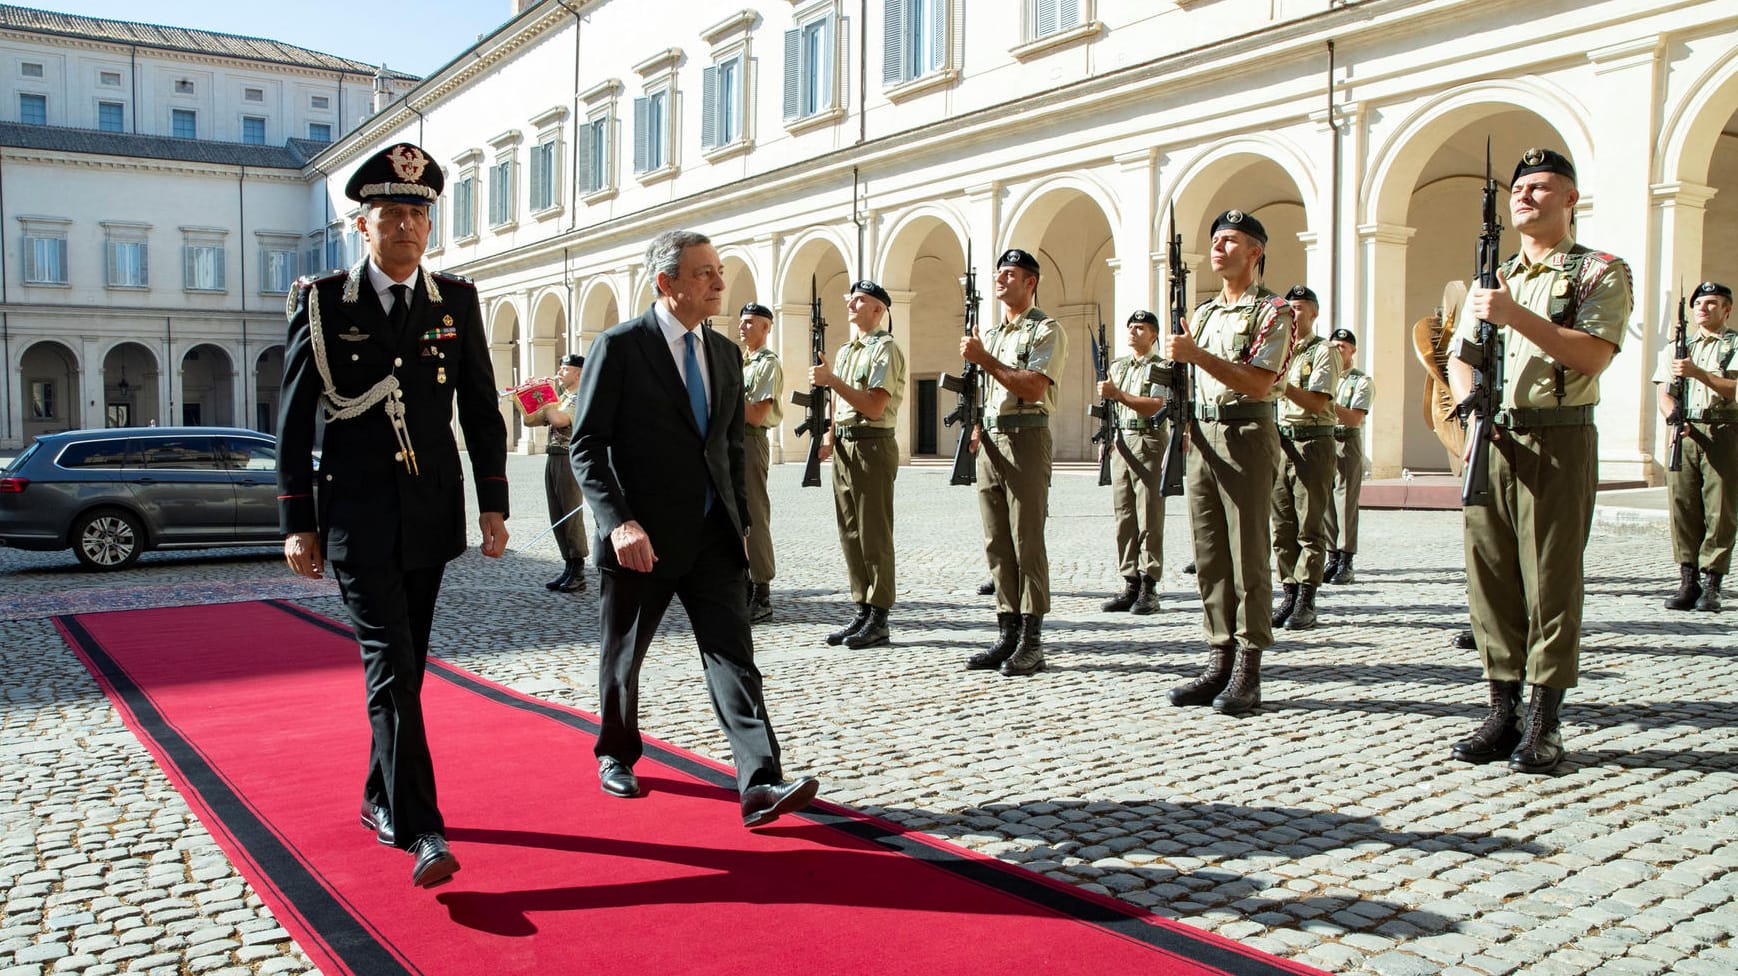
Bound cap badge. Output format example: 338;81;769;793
1523;148;1545;166
1225;210;1244;223
388;145;429;182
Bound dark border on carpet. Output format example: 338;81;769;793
56;612;417;976
268;599;1314;976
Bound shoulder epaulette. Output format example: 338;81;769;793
432;270;475;286
1267;296;1289;311
295;269;344;289
1193;297;1214;310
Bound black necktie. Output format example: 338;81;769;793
388;284;410;335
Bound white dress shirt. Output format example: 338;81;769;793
365;260;417;314
652;301;713;406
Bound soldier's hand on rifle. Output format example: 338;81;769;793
1162;331;1199;365
1670;358;1706;383
969;426;981;454
818;432;833;462
961;334;990;366
808;361;837;389
1096;377;1121;401
1467;270;1519;327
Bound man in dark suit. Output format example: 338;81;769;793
571;229;819;827
278;142;509;888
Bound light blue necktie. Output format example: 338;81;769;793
683;331;710;439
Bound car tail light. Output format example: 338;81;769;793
0;477;26;493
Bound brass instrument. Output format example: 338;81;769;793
500;376;562;418
1410;281;1469;475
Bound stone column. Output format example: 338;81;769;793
1357;221;1416;479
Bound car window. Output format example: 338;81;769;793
5;442;41;474
139;437;224;470
219;437;278;471
56;439;141;469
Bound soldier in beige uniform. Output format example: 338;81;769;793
1162;210;1293;715
963;249;1068;677
1324;327;1373;585
1653;281;1738;612
739;303;783;623
1448;148;1631;775
1097;309;1170;615
810;280;906;649
1270;285;1340;631
524;353;590;592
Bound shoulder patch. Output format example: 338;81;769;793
1268;296;1288;310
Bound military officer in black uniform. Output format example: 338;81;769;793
278;142;509;889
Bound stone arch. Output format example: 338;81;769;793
101;341;160;429
1161;136;1319;304
1657;44;1738;302
875;207;968;458
20;339;80;440
179;343;235;427
254;345;284;434
489;300;524;450
720;252;760;346
578;277;621;344
530;288;568;378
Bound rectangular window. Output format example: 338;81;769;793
426;200;442;249
308;122;332;142
577;116;609;194
241;116;266;145
884;0;946;85
106;240;148;288
21;62;43;78
260;248;295;293
311;95;330;110
323;232;343;270
171;108;196;139
98;101;124;132
1030;0;1083;40
30;381;54;420
20;93;45;125
632;88;668;173
243;87;264;102
452;176;476;239
701;56;742;150
529;137;558;211
174;79;194;94
100;70;122;86
183;244;225;291
488;158;514;226
22;236;68;284
784;15;836;120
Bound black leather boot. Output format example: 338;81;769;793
1509;685;1567;774
827;603;871;646
1212;648;1262;715
1129;574;1160;615
545;563;573;591
1329;553;1355;585
1271;583;1298;627
1323;550;1343;582
1101;576;1139;612
1285;584;1318;630
749;582;773;623
845;606;890;648
967;613;1020;670
978;579;996;596
1168;646;1234;706
557;559;587;592
1450;680;1523;763
1452;630;1477;650
1182;561;1197;575
1665;563;1702;610
1000;615;1045;676
1696;571;1723;612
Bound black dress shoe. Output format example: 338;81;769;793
599;757;640;798
359;800;395;847
408;833;459;888
741;777;820;828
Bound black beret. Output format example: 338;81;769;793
1126;310;1159;327
560;353;585;368
850;279;892;309
1512;148;1576;185
1210;209;1267;246
996;249;1041;275
740;302;773;320
1329;328;1356;345
345;142;444;204
1692;281;1733;302
1284;285;1318;304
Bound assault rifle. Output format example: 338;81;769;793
789;278;830;487
1667;292;1689;473
940;242;983;486
1158;206;1191;497
1449;139;1505;507
1089;318;1114;486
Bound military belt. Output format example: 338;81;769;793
1119;421;1162;432
1194;402;1273;422
1492;405;1594;429
1280;424;1336;441
544;444;570;456
1685;410;1738;424
743;424;771;437
983;414;1049;431
834;425;895;440
1333;427;1362;441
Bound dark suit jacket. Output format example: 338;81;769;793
277;262;509;569
571;307;749;578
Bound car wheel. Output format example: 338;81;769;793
72;508;145;571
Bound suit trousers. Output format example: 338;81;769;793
1325;430;1365;554
331;560;447;846
1273;435;1337;586
1187;416;1281;651
1668;423;1738;574
1464;424;1596;689
833;436;898;608
594;507;782;792
978;427;1054;616
544;449;590;562
744;426;776;584
1110;426;1167;579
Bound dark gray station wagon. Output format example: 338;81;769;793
0;427;283;570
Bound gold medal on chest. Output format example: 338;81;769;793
1552;278;1570;298
442;314;454;328
437;367;448;384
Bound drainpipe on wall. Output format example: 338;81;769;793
553;0;584;235
1327;40;1343;330
1;143;10;443
238;165;249;429
165;316;174;426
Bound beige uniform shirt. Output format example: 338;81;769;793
1450;236;1632;409
1188;284;1294;406
1278;333;1341;427
831;328;906;429
1335;367;1375;414
1109;351;1168;427
1651;328;1738;418
742;347;784;428
983;306;1068;419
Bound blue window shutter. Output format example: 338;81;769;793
138;242;147;285
215;248;225;290
1061;0;1082;30
183;245;194;288
577;122;596;193
783;29;800;119
105;241;117;285
633;96;649;172
823;17;837;111
700;65;718;149
929;0;947;72
1035;0;1060;38
883;0;906;86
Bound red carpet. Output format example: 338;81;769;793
58;601;1324;976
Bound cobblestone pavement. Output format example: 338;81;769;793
2;454;1734;976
